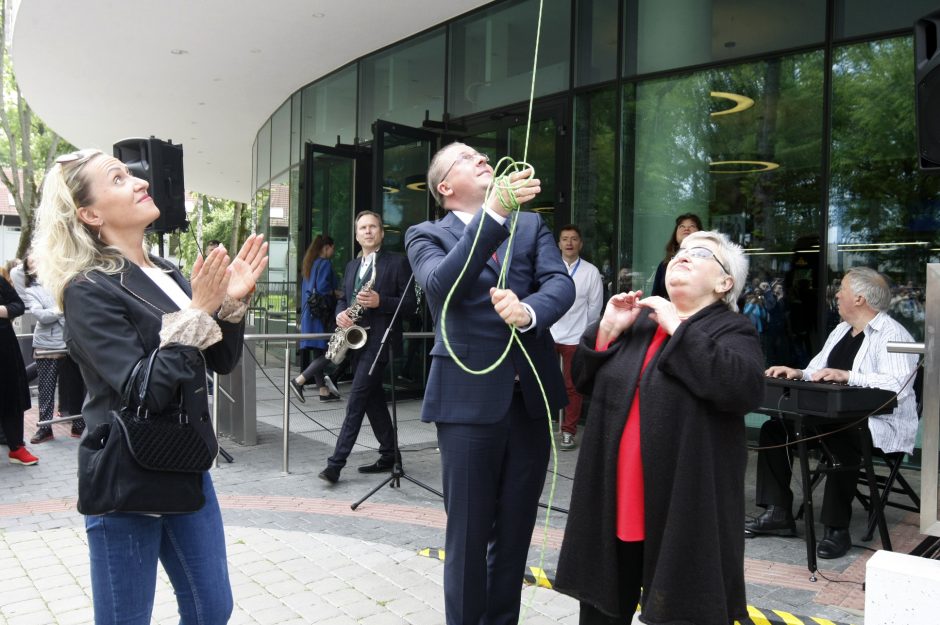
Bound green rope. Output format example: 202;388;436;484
432;0;556;620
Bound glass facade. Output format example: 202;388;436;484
251;0;939;381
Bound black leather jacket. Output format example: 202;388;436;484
63;256;244;458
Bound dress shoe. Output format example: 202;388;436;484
318;466;340;484
30;426;54;445
358;459;395;474
288;378;306;403
817;526;852;559
745;505;797;536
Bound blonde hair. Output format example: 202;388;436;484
33;149;127;307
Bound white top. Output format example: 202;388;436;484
550;257;603;345
141;266;191;310
801;311;919;454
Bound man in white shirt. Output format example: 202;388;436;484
550;225;603;450
747;267;918;559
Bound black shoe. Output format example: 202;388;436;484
30;427;54;445
745;506;797;536
70;419;86;438
288;379;306;403
318;392;341;403
318;466;340;484
817;526;852;559
358;459;395;474
323;375;340;397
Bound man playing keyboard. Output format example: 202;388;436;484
746;267;918;559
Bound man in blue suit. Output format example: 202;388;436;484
405;143;575;624
318;210;415;484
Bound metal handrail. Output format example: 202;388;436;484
242;331;435;473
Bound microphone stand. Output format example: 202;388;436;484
351;273;443;510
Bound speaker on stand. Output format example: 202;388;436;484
915;10;940;171
113;137;188;235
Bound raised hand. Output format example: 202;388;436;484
638;295;682;335
597;290;644;345
190;246;230;315
486;168;540;218
227;234;269;300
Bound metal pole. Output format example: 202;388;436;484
282;342;291;475
212;370;220;468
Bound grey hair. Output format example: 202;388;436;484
682;230;748;312
427;142;468;207
844;267;891;311
33;149;127;308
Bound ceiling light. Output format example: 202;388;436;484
709;160;779;174
710;92;754;117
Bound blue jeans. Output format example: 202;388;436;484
85;472;233;625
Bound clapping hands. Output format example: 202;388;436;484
190;234;268;315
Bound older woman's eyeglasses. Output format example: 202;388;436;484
441;152;489;183
672;246;730;275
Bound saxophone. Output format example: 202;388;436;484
326;260;375;364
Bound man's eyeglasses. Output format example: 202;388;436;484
672;246;730;275
440;152;489;183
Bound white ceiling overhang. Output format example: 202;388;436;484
11;0;492;202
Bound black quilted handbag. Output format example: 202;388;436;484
77;349;215;515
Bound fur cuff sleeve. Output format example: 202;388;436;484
160;308;223;350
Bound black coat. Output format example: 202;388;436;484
63;257;244;466
0;276;31;419
554;302;765;625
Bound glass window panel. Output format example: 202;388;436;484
575;0;618;86
359;29;445;140
573;86;618;298
835;0;939;40
271;100;291;178
301;66;358;148
449;0;571;117
291;93;302;166
829;36;940;342
624;51;826;366
268;171;291;288
255;119;271;189
631;0;825;76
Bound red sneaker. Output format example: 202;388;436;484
9;447;39;466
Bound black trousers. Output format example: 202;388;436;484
57;354;86;415
326;349;394;469
300;347;329;387
579;541;644;625
755;417;862;528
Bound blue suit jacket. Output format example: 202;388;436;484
405;209;574;424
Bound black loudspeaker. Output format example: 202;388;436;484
113;137;188;233
915;10;940;171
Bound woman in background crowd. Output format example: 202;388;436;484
0;265;38;465
290;234;342;402
651;213;702;298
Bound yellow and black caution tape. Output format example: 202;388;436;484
417;548;857;625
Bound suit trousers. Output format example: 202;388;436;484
755;417;862;528
327;349;395;469
436;388;551;625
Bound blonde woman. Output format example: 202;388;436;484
34;148;267;625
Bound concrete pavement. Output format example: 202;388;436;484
0;356;929;624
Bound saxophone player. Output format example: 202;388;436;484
318;211;415;484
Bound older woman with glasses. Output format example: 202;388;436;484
33;148;267;625
554;230;765;624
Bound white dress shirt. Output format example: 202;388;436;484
550;257;603;345
801;311;919;453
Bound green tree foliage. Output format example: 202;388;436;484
0;0;76;259
174;195;250;272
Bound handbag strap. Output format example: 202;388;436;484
121;349;162;417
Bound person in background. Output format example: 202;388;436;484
555;230;763;624
206;239;222;253
33;148;267;624
289;234;342;402
551;224;603;450
316;211;414;484
21;254;71;443
407;142;574;625
0;267;37;465
651;213;702;298
746;267;918;559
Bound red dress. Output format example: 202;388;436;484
596;325;669;541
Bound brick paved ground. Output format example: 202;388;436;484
0;360;929;624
